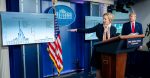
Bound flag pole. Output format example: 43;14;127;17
52;0;57;78
53;1;61;77
52;64;55;78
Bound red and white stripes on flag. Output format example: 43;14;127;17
47;35;63;73
47;14;63;74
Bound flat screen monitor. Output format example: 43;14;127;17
113;23;123;34
85;16;103;40
0;12;55;46
112;19;128;34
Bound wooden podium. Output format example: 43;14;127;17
94;34;144;78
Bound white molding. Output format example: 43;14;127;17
85;0;114;4
0;0;10;78
0;0;6;11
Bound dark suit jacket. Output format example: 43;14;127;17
121;22;143;35
77;23;117;41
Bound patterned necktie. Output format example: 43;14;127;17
132;23;135;33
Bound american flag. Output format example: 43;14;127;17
47;11;63;74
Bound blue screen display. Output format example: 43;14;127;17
113;23;123;34
85;16;103;40
0;12;55;45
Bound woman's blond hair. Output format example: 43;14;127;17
103;13;114;22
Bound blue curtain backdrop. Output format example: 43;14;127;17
7;0;91;78
6;0;39;78
9;45;24;78
6;0;23;78
40;1;91;77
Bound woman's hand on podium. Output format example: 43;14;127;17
67;29;77;32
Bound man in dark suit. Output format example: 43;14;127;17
121;12;143;78
122;12;143;35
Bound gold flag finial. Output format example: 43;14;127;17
52;0;57;5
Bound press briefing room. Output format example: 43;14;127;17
1;0;150;78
